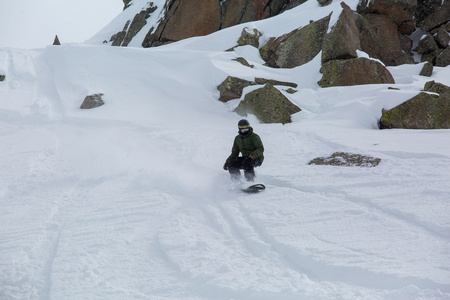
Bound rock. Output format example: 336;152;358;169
436;46;450;67
80;93;105;109
317;0;333;6
53;35;61;45
237;28;262;48
0;74;5;82
260;14;330;68
232;57;254;68
379;81;450;129
416;34;439;54
321;2;360;64
419;62;434;76
416;1;450;31
234;83;301;124
357;0;417;26
123;0;132;10
217;76;255;102
415;0;442;25
281;0;308;12
309;152;381;167
434;28;450;49
318;57;395;88
421;49;443;64
355;13;414;66
254;78;298;88
398;20;416;35
111;21;130;46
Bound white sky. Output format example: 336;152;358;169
0;0;124;49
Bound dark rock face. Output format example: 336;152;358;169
379;81;450;129
318;58;395;88
355;13;414;66
357;0;417;26
309;152;381;167
416;0;450;31
321;2;360;64
259;14;331;68
142;0;290;47
80;93;105;109
234;83;301;124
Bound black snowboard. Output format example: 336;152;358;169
241;183;266;193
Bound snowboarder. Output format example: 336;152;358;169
223;119;264;181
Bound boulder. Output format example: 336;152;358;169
434;28;450;49
419;62;433;77
123;0;132;10
379;81;450;129
260;14;331;68
237;28;262;48
318;57;395;87
355;13;414;66
217;76;255;102
217;76;298;102
309;152;381;167
0;74;5;82
415;34;439;54
357;0;417;26
436;46;450;67
414;0;442;25
234;83;301;124
80;93;105;109
321;2;360;64
416;1;450;31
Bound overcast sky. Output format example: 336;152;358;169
0;0;124;48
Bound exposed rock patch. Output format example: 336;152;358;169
80;93;105;109
0;74;5;82
309;152;381;167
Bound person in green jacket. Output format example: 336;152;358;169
223;119;264;181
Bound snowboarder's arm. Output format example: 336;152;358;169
250;134;264;159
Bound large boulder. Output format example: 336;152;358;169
318;57;395;87
309;152;381;167
415;34;439;54
322;2;360;64
379;81;450;129
355;13;414;66
234;83;301;124
260;14;331;68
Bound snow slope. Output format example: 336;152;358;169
1;2;450;299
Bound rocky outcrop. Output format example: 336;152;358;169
379;81;450;129
259;14;331;68
318;57;395;88
416;1;450;32
309;152;381;167
80;93;105;109
321;2;360;63
111;3;158;47
141;0;291;47
236;28;262;48
234;83;301;124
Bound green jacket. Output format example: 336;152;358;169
227;127;264;163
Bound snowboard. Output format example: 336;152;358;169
241;183;266;193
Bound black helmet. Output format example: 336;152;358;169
238;119;251;135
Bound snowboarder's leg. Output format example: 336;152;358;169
242;157;262;182
227;157;245;181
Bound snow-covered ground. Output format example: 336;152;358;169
1;1;450;299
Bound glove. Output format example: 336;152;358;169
223;161;228;170
248;154;255;160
